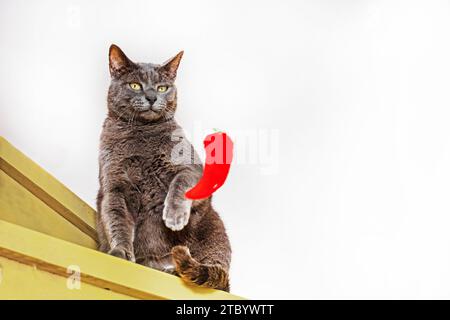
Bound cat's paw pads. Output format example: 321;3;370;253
108;246;136;262
163;199;192;231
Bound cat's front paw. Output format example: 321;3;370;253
108;246;136;262
163;198;192;231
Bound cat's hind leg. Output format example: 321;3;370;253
171;245;230;292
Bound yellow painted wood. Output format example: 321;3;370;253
0;136;244;299
0;136;97;240
0;220;243;300
0;256;135;300
0;170;96;248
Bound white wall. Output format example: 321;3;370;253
1;0;450;299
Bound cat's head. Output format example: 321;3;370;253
107;44;183;124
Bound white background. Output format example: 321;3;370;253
1;0;450;299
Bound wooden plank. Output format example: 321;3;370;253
0;256;135;300
0;170;96;248
0;137;97;241
0;220;243;300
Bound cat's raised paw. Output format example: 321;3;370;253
163;199;191;231
108;246;136;262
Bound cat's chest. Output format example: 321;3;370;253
104;135;177;186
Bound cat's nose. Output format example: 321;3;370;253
145;96;157;105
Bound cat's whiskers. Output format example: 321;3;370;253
131;110;137;127
116;108;128;122
128;110;135;126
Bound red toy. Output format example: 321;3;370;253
185;131;233;200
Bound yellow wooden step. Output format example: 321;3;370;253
0;136;96;245
0;220;241;299
0;136;242;300
0;256;136;300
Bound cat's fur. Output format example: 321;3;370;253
96;45;231;291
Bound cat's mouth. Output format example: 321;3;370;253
134;106;151;112
135;106;161;113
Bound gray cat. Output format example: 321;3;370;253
96;45;231;291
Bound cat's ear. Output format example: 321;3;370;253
109;44;135;78
160;51;184;79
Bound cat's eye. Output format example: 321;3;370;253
157;85;168;93
129;82;142;91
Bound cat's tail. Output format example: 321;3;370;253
171;245;230;292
